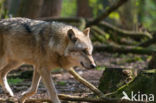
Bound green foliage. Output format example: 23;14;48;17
8;78;23;85
0;0;8;19
0;0;9;19
57;81;66;86
89;0;98;17
138;0;156;31
126;56;143;63
96;66;106;70
52;68;62;73
61;0;77;17
89;0;104;18
105;33;110;40
109;12;120;21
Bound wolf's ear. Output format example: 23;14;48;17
83;27;90;37
67;29;77;43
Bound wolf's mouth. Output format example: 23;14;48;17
80;62;84;67
80;62;90;69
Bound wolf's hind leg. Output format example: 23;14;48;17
0;61;19;97
19;69;41;103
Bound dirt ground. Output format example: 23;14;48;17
0;52;149;102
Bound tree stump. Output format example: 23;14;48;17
99;68;156;103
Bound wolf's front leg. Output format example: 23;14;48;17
19;69;41;103
38;67;61;103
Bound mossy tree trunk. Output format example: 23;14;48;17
99;68;156;103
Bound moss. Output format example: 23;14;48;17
113;73;156;97
8;78;23;85
98;68;134;94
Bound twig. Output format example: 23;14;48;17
86;0;129;26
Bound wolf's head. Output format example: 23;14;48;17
65;27;96;69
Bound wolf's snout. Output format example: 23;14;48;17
80;61;96;69
90;64;96;69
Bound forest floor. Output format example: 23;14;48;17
0;52;149;103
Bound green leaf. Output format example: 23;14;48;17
109;12;120;20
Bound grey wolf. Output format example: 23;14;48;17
0;18;96;103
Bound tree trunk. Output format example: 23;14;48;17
118;0;137;31
77;0;92;18
39;0;62;18
5;0;21;17
17;0;43;18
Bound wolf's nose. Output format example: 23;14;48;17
90;64;96;69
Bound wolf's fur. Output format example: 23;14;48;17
0;18;96;103
0;34;4;57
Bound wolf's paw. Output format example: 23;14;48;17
18;95;26;103
6;92;14;97
2;90;14;97
18;98;25;103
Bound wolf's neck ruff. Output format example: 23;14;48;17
55;53;63;68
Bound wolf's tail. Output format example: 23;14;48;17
0;33;4;57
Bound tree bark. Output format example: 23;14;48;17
77;0;92;18
118;0;137;30
17;0;43;18
39;0;62;18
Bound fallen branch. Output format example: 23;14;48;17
91;26;108;43
98;21;152;39
138;34;156;47
94;44;156;55
91;26;107;37
87;0;129;26
68;68;104;97
0;94;145;103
